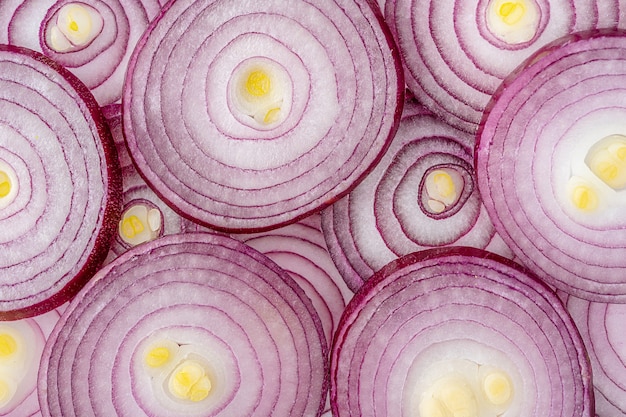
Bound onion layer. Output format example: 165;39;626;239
476;30;626;302
0;44;121;320
331;247;593;417
39;232;328;417
123;0;403;232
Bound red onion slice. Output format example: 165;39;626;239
39;232;328;417
384;0;616;132
0;0;165;105
0;44;121;320
123;0;403;232
476;30;626;302
331;247;593;417
322;101;512;291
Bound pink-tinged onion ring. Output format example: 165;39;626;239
0;0;166;106
0;307;62;416
322;101;512;292
123;0;403;233
101;104;204;262
331;247;593;417
560;292;626;416
384;0;617;132
39;232;328;417
476;30;626;302
0;44;121;320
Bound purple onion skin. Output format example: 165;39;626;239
331;246;594;417
0;44;121;321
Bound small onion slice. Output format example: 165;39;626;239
0;44;121;320
322;101;512;292
0;0;166;105
331;247;593;417
123;0;403;232
39;232;328;417
476;29;626;302
384;0;617;132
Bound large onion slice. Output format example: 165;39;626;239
0;44;121;320
384;0;617;132
331;247;593;417
322;100;512;292
123;0;403;233
0;0;166;106
39;232;328;417
476;29;626;302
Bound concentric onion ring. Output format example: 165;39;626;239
322;101;512;291
0;0;166;105
39;232;328;417
331;247;593;417
123;0;403;232
384;0;618;132
0;44;121;320
476;29;626;302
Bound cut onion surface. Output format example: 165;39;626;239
0;0;167;106
101;104;205;263
0;44;121;320
39;232;328;417
322;100;512;292
0;307;62;416
331;247;593;417
560;291;626;417
476;29;626;302
383;0;619;132
123;0;403;233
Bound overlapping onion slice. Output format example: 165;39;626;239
476;30;626;302
0;44;121;320
0;0;166;106
321;101;512;292
560;292;626;416
101;104;204;262
123;0;403;233
0;307;62;416
383;0;619;132
39;232;328;417
331;247;593;417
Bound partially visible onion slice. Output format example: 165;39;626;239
331;247;593;417
0;0;166;105
476;29;626;302
0;44;121;320
322;100;512;292
384;0;618;132
39;232;328;417
123;0;403;232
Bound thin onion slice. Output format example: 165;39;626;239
476;29;626;302
39;232;328;417
331;247;593;417
322;100;512;292
123;0;403;233
384;0;618;132
0;44;121;320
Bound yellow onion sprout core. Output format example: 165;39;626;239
567;176;599;212
46;2;104;52
167;360;212;402
424;168;464;213
0;161;18;210
119;203;162;246
585;134;626;190
486;0;540;44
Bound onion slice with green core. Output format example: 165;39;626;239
476;29;626;302
322;101;512;292
39;232;328;417
384;0;617;132
331;247;593;417
0;44;121;320
123;0;403;233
